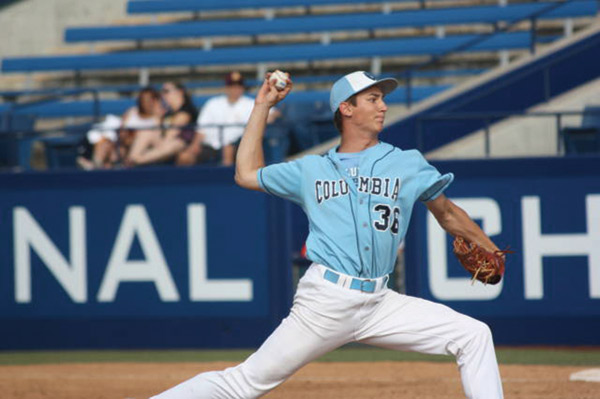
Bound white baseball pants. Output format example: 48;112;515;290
151;263;503;399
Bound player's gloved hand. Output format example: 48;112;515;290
452;237;512;285
255;72;293;108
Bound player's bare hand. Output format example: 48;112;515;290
255;72;292;107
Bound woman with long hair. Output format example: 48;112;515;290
127;81;198;166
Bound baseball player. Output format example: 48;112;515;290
150;71;504;399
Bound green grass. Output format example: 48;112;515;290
0;350;254;365
496;347;600;365
1;346;599;366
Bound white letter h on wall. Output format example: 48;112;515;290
522;195;600;299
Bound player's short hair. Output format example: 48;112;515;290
333;94;357;133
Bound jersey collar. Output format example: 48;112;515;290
327;141;391;163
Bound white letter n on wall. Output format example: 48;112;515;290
14;207;87;303
522;195;600;299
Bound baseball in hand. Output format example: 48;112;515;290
270;70;289;91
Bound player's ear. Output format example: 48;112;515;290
339;101;353;117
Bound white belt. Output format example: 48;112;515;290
314;263;389;293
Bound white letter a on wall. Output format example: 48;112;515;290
97;205;179;302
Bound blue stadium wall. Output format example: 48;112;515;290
0;156;599;349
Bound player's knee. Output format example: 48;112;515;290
449;319;494;360
468;319;493;344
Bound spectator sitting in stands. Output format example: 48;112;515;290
77;87;162;170
127;81;198;167
177;71;279;166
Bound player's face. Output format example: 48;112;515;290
351;86;388;134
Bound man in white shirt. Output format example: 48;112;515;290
178;71;278;166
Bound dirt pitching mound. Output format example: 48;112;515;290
1;361;597;399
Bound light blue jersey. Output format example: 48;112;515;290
258;141;453;278
337;151;361;184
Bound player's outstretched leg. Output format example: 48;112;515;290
357;291;503;399
150;265;358;399
150;311;344;399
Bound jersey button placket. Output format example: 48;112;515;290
357;194;372;277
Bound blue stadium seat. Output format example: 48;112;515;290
66;2;597;43
41;135;84;170
263;121;291;164
0;113;36;170
0;134;35;170
279;102;326;152
0;112;35;132
563;106;600;154
310;110;338;145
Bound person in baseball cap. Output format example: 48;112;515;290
179;70;280;167
225;70;245;87
330;71;398;134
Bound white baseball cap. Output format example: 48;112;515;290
329;71;398;113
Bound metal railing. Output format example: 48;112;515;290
1;87;105;131
415;108;600;156
0;120;291;172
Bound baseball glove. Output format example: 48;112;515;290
452;237;510;285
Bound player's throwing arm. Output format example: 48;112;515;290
235;71;292;191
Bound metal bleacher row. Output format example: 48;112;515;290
0;32;542;73
125;0;412;14
0;85;449;119
0;0;598;171
65;1;596;44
